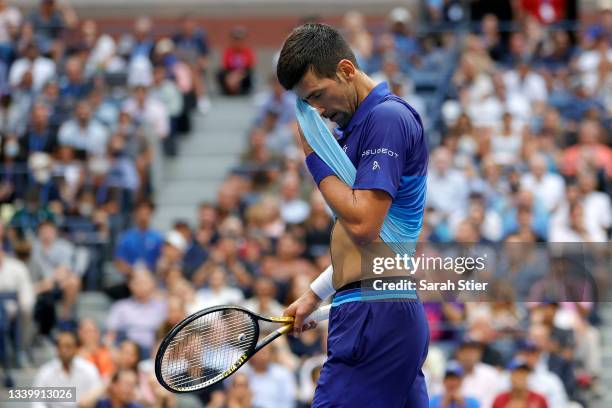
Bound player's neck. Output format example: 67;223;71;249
354;72;377;107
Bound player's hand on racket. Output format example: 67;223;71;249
283;288;322;336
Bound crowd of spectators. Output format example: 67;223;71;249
0;1;610;408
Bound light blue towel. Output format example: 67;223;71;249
296;98;422;256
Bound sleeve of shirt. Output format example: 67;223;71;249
114;234;132;264
106;303;122;331
353;102;421;199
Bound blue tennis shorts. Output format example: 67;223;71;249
312;283;430;408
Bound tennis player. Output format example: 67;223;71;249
277;24;429;407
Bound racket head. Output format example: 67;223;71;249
155;305;261;393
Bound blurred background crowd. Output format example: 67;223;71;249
0;0;610;407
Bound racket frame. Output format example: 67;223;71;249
155;305;295;393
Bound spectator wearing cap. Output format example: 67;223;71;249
500;341;568;408
388;7;419;71
218;26;255;95
113;199;163;278
155;229;187;281
28;152;61;206
429;361;480;408
30;219;81;331
33;330;102;408
492;358;548;408
8;42;55;92
455;340;505;408
58;100;110;157
106;268;166;353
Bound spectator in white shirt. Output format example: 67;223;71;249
58;100;109;157
550;202;604;242
503;60;547;115
189;266;244;313
456;340;506;408
9;42;56;91
123;85;169;140
487;112;525;167
106;268;167;353
427;147;469;220
33;330;102;408
242;345;296;408
279;173;310;224
242;277;284;333
29;220;81;333
0;230;35;361
521;153;566;213
577;170;610;241
0;0;21;44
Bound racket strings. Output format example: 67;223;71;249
160;310;257;391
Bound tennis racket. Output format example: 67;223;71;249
155;304;331;393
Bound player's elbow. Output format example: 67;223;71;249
346;222;381;245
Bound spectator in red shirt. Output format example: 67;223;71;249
492;359;548;408
218;26;255;95
519;0;566;25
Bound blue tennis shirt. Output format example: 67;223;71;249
334;82;428;224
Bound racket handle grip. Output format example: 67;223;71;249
305;304;331;323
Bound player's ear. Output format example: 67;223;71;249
336;59;356;83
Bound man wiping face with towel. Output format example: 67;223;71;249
277;23;430;407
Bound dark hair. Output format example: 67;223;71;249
134;198;155;212
55;330;79;347
111;368;138;384
276;23;358;90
